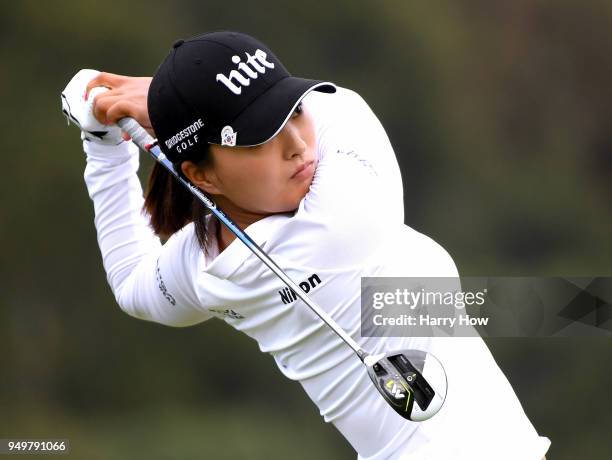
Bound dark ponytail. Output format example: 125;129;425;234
142;152;212;253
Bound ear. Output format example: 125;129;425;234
180;160;222;195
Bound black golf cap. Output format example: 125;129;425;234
148;31;336;163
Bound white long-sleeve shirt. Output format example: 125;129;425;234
82;87;550;460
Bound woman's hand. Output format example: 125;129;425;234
85;73;153;138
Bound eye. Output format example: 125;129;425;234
292;102;303;118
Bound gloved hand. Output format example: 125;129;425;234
61;69;124;145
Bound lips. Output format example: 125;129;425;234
291;160;314;179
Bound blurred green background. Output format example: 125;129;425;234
1;0;611;458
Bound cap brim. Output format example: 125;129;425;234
217;77;336;147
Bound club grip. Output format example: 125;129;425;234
117;118;155;150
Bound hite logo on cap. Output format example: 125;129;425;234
221;126;237;146
165;118;204;154
216;49;275;95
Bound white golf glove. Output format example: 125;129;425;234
61;69;123;145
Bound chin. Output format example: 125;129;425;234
278;193;307;213
266;185;310;214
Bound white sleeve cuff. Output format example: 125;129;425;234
83;139;139;164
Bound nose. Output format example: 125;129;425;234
280;121;307;160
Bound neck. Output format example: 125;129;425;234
213;197;268;252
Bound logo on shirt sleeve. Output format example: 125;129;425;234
337;149;378;176
156;258;176;306
209;308;245;320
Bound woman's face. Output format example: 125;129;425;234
184;103;317;216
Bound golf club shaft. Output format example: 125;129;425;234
118;117;368;362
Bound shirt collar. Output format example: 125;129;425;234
203;213;292;279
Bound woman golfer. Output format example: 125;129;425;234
61;31;549;459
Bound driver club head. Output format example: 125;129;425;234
364;349;447;422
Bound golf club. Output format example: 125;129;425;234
117;116;448;422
